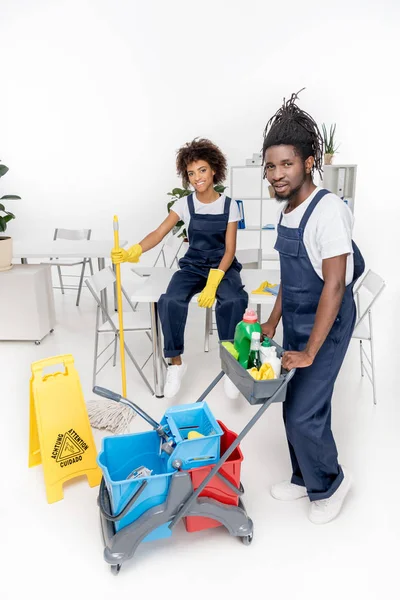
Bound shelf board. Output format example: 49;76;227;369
232;197;274;201
238;226;275;232
262;253;279;261
230;165;263;169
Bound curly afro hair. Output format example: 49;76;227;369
176;138;227;189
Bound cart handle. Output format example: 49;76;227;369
93;386;169;441
169;367;296;529
98;477;148;522
216;472;244;496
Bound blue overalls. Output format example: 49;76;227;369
158;194;248;358
275;189;365;500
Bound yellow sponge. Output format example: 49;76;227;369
187;430;205;440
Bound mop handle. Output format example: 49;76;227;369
113;216;127;397
93;386;161;431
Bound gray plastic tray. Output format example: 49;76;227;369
220;340;289;406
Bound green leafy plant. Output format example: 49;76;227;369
167;184;227;239
321;123;340;155
0;161;21;233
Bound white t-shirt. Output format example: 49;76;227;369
278;187;354;285
171;193;240;240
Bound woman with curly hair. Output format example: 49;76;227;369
112;138;248;398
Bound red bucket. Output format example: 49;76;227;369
184;421;243;533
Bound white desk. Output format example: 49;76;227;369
0;264;56;343
13;239;127;309
130;267;280;397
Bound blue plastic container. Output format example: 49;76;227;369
97;430;175;538
162;401;223;470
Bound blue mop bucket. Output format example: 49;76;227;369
161;401;223;470
97;430;175;540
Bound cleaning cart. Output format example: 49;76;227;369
95;340;295;575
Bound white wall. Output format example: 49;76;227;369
1;1;399;339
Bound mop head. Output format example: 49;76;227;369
87;397;136;434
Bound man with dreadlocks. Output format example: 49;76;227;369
262;90;364;524
112;138;248;398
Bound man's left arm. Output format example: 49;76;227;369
282;254;347;369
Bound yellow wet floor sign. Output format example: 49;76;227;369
29;354;102;503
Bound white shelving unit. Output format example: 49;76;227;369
230;162;279;267
322;164;357;213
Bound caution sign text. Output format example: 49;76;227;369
51;429;89;468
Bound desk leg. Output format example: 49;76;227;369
97;258;108;319
150;301;164;398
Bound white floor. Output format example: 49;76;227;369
2;281;398;600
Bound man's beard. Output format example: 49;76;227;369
273;174;307;202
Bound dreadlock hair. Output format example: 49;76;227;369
262;89;324;177
176;138;227;189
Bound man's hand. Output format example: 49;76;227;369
261;320;276;340
282;350;314;370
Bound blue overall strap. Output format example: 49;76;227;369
223;195;231;216
277;188;331;228
187;193;195;216
298;189;330;232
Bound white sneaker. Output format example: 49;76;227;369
271;480;308;501
309;467;352;525
223;375;240;400
164;362;187;398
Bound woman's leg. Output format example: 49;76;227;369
158;267;205;359
215;268;248;340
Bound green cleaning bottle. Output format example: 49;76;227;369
247;332;262;370
234;308;262;368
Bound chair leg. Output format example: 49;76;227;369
369;310;377;405
113;334;118;367
92;327;100;389
57;265;65;294
210;308;214;336
204;307;211;352
76;260;87;306
359;340;364;377
123;340;154;395
89;258;94;276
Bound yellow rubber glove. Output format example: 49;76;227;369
197;269;225;308
111;244;143;264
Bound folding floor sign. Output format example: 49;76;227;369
29;354;101;503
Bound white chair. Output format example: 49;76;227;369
85;267;154;394
352;269;386;405
130;229;186;311
131;228;186;278
41;228;94;306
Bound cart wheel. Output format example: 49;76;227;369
35;340;41;345
111;564;121;576
241;532;253;546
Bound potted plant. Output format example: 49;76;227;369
166;184;227;241
0;160;21;271
322;123;340;165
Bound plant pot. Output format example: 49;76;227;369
324;153;334;165
0;236;13;272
